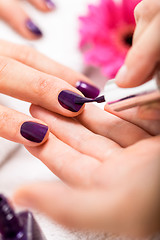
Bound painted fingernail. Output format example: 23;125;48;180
58;90;84;112
25;19;43;37
44;0;55;9
20;122;48;143
76;81;100;98
115;65;128;85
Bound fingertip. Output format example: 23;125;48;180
29;104;40;116
104;103;112;113
25;18;43;38
115;65;129;88
104;103;108;111
28;0;56;12
44;0;56;11
20;121;49;146
57;90;85;116
13;186;36;209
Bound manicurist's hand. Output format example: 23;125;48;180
14;104;160;238
0;40;99;146
113;0;160;120
0;0;56;39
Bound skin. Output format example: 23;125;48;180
113;0;160;120
0;39;94;146
0;0;55;39
0;0;159;237
13;0;160;237
14;104;160;238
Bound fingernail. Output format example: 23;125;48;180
44;0;56;9
58;90;84;112
25;19;43;37
20;122;48;143
115;65;128;85
76;81;100;98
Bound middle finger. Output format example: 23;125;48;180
0;56;85;117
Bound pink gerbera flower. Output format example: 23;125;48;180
79;0;141;79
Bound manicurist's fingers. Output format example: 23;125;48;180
0;105;49;146
26;134;100;186
138;101;160;120
0;40;100;99
30;105;121;162
0;56;85;117
108;107;160;136
116;15;160;88
0;0;43;39
133;0;160;42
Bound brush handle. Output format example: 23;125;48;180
106;72;160;111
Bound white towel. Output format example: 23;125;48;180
0;96;17;164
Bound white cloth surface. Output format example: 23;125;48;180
0;0;159;239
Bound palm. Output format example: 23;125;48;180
15;104;160;237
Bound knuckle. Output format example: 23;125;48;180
134;2;143;22
17;45;37;64
0;56;9;87
32;77;53;99
135;0;160;21
0;108;18;138
0;110;10;130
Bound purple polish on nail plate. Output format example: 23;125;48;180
58;90;84;112
76;81;100;98
20;122;48;143
44;0;55;9
25;19;43;36
0;194;47;240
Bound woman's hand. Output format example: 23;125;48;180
113;0;160;120
0;39;99;146
14;104;160;237
0;0;56;39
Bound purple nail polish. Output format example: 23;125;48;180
20;122;48;143
0;194;47;240
58;90;84;112
76;81;100;98
25;19;43;36
44;0;55;9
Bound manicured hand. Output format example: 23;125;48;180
0;0;56;39
113;0;160;120
0;40;99;146
14;104;160;238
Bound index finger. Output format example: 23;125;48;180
0;56;85;117
0;40;100;99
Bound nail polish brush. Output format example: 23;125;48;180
75;74;160;112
